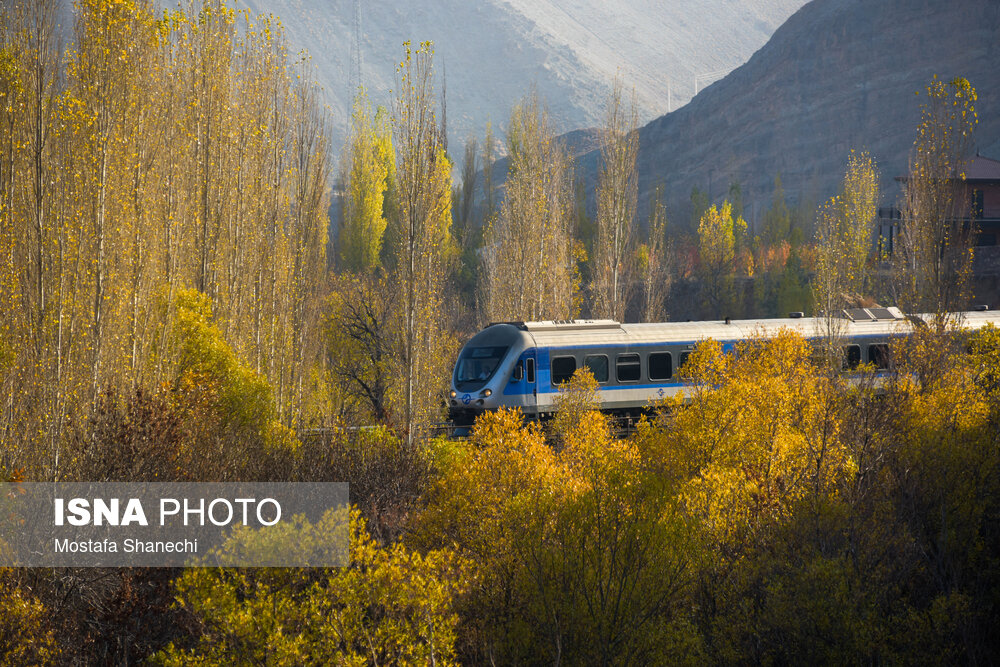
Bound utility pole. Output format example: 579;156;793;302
440;64;448;154
353;0;362;90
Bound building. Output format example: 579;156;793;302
877;152;1000;254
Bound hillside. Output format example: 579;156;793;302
237;0;806;151
591;0;1000;231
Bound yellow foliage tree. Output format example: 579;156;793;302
480;91;577;323
154;509;468;666
0;0;332;476
697;200;746;317
668;331;853;548
339;91;393;273
813;150;879;347
390;41;456;444
894;76;978;319
0;572;59;665
415;406;696;663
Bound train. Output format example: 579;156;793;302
447;307;1000;426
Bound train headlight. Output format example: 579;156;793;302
449;390;457;398
483;389;492;397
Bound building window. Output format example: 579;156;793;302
972;189;984;219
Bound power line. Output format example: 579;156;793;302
694;69;728;96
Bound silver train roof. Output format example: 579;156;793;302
497;309;1000;348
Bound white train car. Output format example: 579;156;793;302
447;308;1000;426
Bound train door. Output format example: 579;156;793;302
524;349;538;417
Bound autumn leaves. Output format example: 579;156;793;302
0;0;331;474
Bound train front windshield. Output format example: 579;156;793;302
455;346;509;390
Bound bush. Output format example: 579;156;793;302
153;509;467;666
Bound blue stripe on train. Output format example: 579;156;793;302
502;336;899;397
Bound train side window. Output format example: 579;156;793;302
584;355;609;383
868;343;890;370
526;358;535;383
649;352;673;380
616;353;641;382
551;356;576;385
679;351;691;370
842;345;861;370
511;360;523;382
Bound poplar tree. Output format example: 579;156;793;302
639;184;670;322
391;41;454;445
72;0;154;399
762;175;791;247
0;3;30;458
0;0;333;472
698;201;746;318
287;65;331;417
813;151;879;343
19;0;59;350
339;90;392;273
593;76;639;321
458;136;478;243
482;121;496;222
480;91;576;323
894;76;978;320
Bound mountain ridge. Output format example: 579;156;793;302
237;0;807;152
605;0;1000;231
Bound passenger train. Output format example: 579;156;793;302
447;308;1000;426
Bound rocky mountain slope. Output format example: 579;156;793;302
596;0;1000;231
237;0;806;152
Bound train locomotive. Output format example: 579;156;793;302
447;308;1000;426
